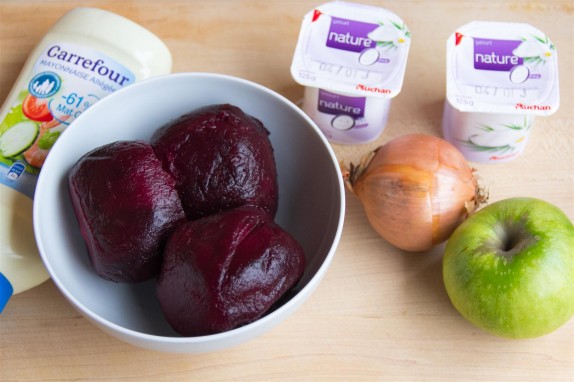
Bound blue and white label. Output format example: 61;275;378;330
0;41;136;200
36;42;135;126
0;272;13;313
6;162;26;181
29;71;62;98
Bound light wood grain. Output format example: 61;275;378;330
1;1;573;381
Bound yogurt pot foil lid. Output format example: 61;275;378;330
446;21;559;115
291;1;411;98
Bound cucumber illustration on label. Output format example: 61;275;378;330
0;121;39;158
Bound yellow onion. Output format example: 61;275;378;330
342;134;486;252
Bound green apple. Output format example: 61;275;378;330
443;197;574;338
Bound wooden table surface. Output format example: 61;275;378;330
1;1;573;381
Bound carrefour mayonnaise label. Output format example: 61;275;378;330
442;21;559;163
0;7;172;299
291;1;411;144
0;43;135;198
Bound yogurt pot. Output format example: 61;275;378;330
291;1;411;144
442;21;559;163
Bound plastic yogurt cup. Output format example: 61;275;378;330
442;21;559;163
291;1;411;144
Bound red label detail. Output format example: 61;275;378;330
455;32;464;46
312;10;322;22
355;84;391;94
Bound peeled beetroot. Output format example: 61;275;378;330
157;206;306;336
68;140;186;283
151;104;278;220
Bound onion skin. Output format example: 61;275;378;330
344;134;483;252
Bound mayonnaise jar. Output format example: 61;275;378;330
0;7;172;311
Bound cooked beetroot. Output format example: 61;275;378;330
151;104;278;220
157;206;306;336
68;140;186;283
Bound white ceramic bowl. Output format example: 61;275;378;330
33;73;345;353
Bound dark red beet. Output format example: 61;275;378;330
150;104;278;220
157;206;306;336
68;141;186;283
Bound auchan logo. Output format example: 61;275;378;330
515;103;551;111
355;84;391;94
